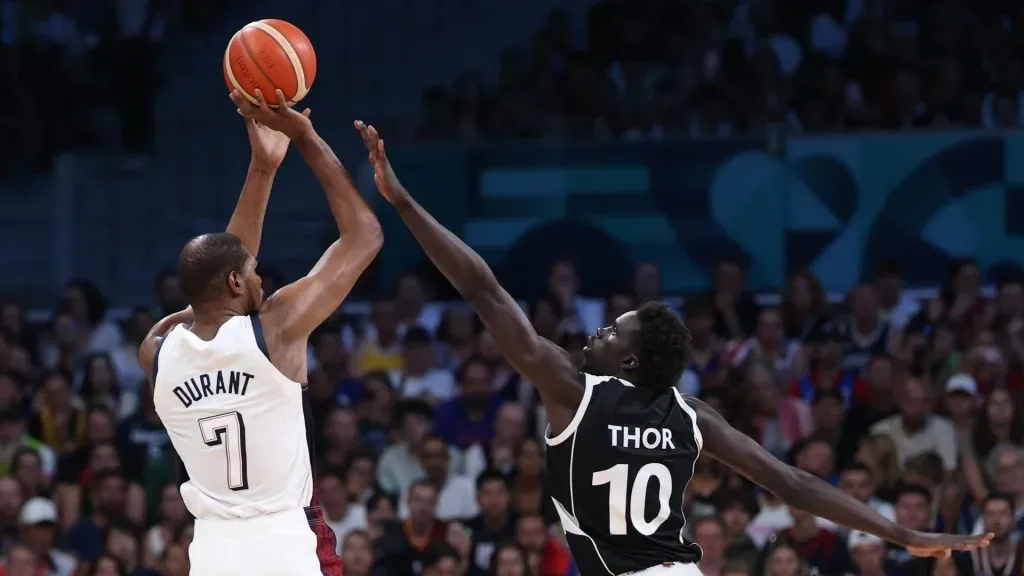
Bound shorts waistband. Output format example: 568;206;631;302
195;506;315;530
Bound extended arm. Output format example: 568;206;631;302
355;123;582;431
263;126;383;339
225;164;274;256
689;397;991;556
225;90;297;256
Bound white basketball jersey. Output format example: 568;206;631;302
153;314;313;520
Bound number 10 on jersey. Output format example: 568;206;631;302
199;412;249;491
592;463;672;536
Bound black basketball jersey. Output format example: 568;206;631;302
545;374;703;575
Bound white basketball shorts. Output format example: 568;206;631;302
624;563;704;576
189;507;322;576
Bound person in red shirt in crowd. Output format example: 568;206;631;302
781;505;851;575
516;514;570;576
789;321;870;406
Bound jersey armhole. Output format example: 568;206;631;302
151;336;167;383
672;389;704;451
544;373;602;447
249;313;271;360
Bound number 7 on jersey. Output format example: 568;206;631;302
199;412;250;491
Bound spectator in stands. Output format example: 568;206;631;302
319;470;367;553
397;327;455;403
870;375;958;472
845;530;888;576
464;470;514;575
340;530;373;576
375;480;448;576
398;435;476;522
434;356;502;451
760;536;808;576
61;280;122;356
709;255;761;340
0;410;54;480
780;271;830;341
487;541;529;576
743;362;811;458
516;513;570;576
874;260;919;331
376;399;441;495
693;515;728;576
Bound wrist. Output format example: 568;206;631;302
892;526;916;547
292;126;317;146
248;160;277;175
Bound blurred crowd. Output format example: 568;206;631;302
3;0;1024;576
0;254;1023;576
0;0;228;176
416;0;1024;142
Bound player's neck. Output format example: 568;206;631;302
191;304;248;334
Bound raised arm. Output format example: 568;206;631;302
225;90;300;256
355;123;583;432
241;98;382;341
141;90;293;379
689;397;991;558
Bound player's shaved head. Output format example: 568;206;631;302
177;233;249;303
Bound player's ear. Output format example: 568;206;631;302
227;271;244;297
620;354;638;370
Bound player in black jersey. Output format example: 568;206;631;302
355;124;993;575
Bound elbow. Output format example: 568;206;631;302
362;220;384;255
351;216;383;256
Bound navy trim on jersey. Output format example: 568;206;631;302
174;447;191;486
249;313;270;359
151;336;167;382
302;388;318;504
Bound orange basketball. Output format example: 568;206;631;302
223;19;317;107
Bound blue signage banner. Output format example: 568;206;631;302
379;133;1024;295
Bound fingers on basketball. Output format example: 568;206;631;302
274;90;289;110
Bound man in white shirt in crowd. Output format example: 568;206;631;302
870;375;958;474
398;435;476;522
319;470;367;554
398;327;455;402
377;400;460;495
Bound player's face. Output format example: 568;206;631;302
582;311;640;376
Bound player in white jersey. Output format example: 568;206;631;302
139;90;382;576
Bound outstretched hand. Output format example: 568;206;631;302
904;530;993;559
354;120;407;205
230;89;313;142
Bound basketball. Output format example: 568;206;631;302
223;20;317;107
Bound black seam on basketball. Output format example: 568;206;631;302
237;28;285;96
239;27;298;99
